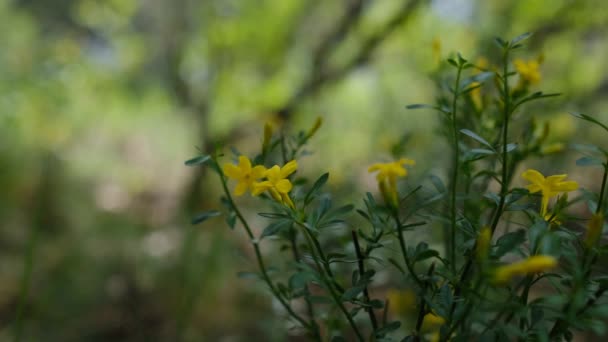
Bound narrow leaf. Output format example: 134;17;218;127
460;129;494;149
185;155;211;166
191;210;221;225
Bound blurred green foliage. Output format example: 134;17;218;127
2;0;608;340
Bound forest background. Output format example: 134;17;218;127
2;0;608;340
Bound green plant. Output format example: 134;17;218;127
186;33;608;341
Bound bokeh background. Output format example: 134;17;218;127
2;0;608;340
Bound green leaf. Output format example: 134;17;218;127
184;155;211;166
510;32;533;45
460;129;494;149
305;173;330;204
191;210;221;225
571;112;608;132
469;148;495;155
375;321;401;336
261;219;292;239
341;286;364;301
494;229;526;258
429;174;446;193
289;271;317;289
415;249;439;262
388;258;405;274
406;103;435;110
576;156;604;167
494;37;507;48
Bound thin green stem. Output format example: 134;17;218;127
217;166;318;338
351;230;379;333
490;48;512;236
290;232;316;323
297;223;365;341
13;225;37;342
450;65;463;273
392;210;423;287
596;161;608;214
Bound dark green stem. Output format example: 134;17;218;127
392;209;423;287
449;65;463;273
351;230;379;333
490;48;512;236
297;223;365;341
596;161;608;214
290;232;317;324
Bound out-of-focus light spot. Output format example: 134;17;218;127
95;182;130;212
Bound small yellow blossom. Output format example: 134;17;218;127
368;158;415;206
493;255;557;284
540;142;565;155
223;156;267;196
521;169;578;218
514;58;541;85
476;227;491;262
584;213;605;248
421;313;445;332
470;57;490;110
253;160;298;208
387;288;416;316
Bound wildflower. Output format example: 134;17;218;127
253;160;297;208
470;57;490;110
493;255;557;284
540;142;565;155
476;227;491;262
514;58;541;85
584;213;605;248
368;158;415;206
223;156;267;196
387;288;416;316
306;117;323;139
521;169;578;218
421;312;445;332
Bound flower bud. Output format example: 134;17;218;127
584;213;604;248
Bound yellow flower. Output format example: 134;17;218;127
387;288;416;316
521;169;578;218
421;313;445;332
584;213;604;248
223;156;266;196
514;58;541;85
493;255;557;284
368;158;415;206
540;142;565;155
253;160;298;208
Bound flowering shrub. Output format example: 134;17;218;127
186;33;608;341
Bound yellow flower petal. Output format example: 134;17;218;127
280;160;298;178
252;165;267;179
522;169;545;185
552;180;578;192
223;163;242;179
234;181;249;196
275;179;293;194
238;155;252;172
